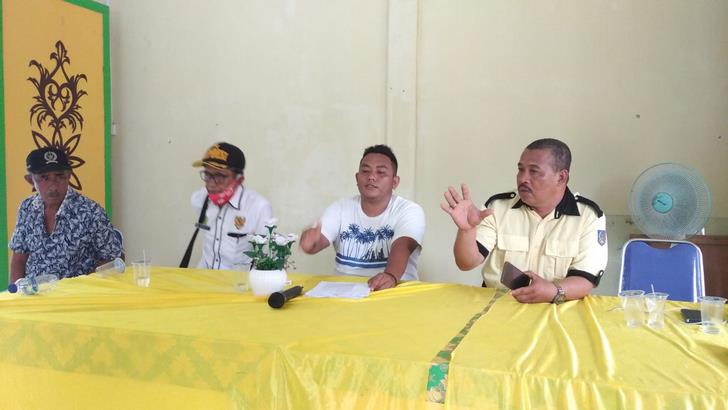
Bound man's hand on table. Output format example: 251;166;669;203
368;271;399;291
510;271;558;304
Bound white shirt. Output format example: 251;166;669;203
320;195;425;281
191;185;272;270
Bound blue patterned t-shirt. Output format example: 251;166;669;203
9;188;123;279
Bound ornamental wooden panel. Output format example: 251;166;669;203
0;0;111;288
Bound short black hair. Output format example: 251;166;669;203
361;144;398;174
526;138;571;172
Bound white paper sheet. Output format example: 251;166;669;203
305;281;371;299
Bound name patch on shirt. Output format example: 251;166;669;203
597;230;607;246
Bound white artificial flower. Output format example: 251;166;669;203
251;234;268;245
286;233;299;242
264;218;278;228
274;235;290;246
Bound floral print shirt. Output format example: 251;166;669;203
9;188;123;279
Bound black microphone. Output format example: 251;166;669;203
268;285;303;309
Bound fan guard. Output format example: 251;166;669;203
628;163;711;239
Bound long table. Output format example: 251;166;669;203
0;267;726;409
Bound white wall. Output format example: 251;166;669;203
110;0;389;273
110;1;728;294
415;0;728;289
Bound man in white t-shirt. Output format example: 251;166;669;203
190;142;272;270
300;144;426;291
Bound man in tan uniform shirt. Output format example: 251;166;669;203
442;138;607;304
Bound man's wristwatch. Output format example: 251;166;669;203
551;282;566;304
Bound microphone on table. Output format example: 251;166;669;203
268;285;304;309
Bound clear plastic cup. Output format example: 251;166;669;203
645;292;669;329
132;259;151;287
96;258;125;277
232;263;250;292
619;290;645;327
699;296;726;334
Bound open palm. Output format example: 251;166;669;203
441;184;493;230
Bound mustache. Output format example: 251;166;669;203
518;184;532;192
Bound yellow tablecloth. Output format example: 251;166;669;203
0;267;726;409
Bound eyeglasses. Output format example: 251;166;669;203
199;170;233;184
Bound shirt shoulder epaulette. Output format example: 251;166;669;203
575;195;604;218
484;191;516;208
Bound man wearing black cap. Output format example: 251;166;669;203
190;142;272;270
8;147;123;283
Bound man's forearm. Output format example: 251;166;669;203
383;237;419;280
9;252;28;283
559;276;594;301
453;228;484;270
302;236;330;254
299;227;330;255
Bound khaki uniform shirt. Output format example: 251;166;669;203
477;188;607;287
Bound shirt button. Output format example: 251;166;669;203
218;216;222;220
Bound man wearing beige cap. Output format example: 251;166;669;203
184;142;272;270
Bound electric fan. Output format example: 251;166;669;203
628;163;712;239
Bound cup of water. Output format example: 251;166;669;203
645;292;669;329
619;290;645;327
232;263;249;292
132;259;151;287
699;296;726;334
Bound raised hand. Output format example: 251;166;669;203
300;222;325;254
440;184;493;230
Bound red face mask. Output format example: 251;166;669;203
208;184;236;206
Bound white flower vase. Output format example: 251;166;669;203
249;269;290;296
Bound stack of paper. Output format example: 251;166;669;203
305;281;370;299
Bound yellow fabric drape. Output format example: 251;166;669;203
447;295;728;409
0;267;726;409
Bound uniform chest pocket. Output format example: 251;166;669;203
496;234;529;271
545;239;578;258
544;239;578;279
497;234;529;252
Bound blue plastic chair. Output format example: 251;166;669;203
619;238;705;302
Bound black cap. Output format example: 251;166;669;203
26;147;72;174
192;142;245;172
